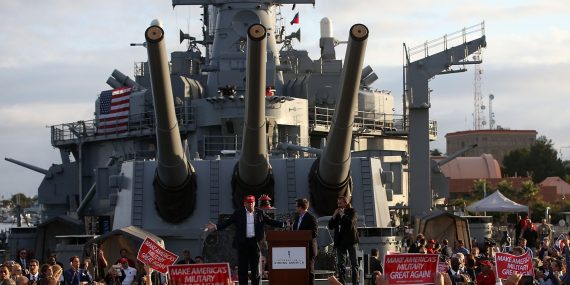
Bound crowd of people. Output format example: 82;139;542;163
0;249;88;285
4;208;564;285
0;246;210;285
386;215;566;285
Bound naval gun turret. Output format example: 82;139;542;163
23;0;417;262
309;24;369;215
145;22;197;223
232;24;274;208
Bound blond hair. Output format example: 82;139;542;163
50;265;62;280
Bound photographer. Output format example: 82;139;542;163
538;238;555;260
328;196;359;285
103;267;124;285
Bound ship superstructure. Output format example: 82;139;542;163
4;0;486;265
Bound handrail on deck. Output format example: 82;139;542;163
407;22;485;61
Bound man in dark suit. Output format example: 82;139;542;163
176;249;195;264
206;195;287;285
15;248;29;272
447;256;470;285
26;259;40;284
328;196;359;285
293;198;318;285
369;248;383;281
63;256;92;285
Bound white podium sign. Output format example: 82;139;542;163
271;247;306;269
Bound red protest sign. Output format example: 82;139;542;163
383;254;438;285
495;251;534;279
169;263;231;285
137;237;179;273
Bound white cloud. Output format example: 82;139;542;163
1;0;570;197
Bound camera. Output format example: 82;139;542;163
484;237;496;247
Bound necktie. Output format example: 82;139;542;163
296;215;303;230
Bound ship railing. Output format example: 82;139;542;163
202;135;243;158
202;135;311;159
310;106;399;133
310;106;438;139
51;106;194;146
407;22;485;62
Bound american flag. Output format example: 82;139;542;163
97;87;132;134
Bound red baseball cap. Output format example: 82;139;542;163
480;260;493;267
244;195;255;203
120;258;129;264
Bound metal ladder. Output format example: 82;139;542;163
132;161;145;227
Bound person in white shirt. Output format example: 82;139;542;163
205;195;286;285
118;259;136;285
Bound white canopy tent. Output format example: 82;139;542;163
466;190;529;213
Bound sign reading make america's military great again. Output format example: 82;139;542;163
495;252;534;279
168;263;231;285
137;237;179;274
383;253;438;285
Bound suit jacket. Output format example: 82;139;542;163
328;207;359;248
294;211;318;258
26;273;41;283
447;268;468;285
16;258;29;270
63;268;91;285
217;207;285;247
370;257;383;273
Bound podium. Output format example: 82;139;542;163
266;230;312;285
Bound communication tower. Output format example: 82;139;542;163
472;53;486;130
489;93;495;129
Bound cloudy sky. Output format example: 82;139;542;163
1;0;569;198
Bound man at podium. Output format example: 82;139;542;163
205;195;287;285
293;198;318;285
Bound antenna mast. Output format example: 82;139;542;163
472;52;486;130
488;93;495;129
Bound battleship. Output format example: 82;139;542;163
4;0;486;280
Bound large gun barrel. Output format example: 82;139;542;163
232;24;274;207
310;24;368;215
145;21;197;223
5;157;48;175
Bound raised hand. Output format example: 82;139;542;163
204;221;216;231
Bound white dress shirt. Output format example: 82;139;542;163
296;213;305;230
246;210;255;238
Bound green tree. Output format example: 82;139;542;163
496;179;516;199
529;200;549;222
519;180;541;205
11;193;33;208
502;136;567;183
472;179;492;201
503;148;530;177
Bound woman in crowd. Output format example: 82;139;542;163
0;265;16;285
